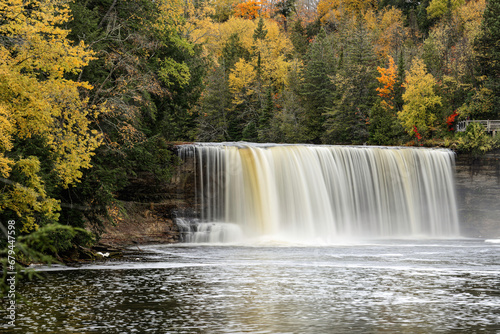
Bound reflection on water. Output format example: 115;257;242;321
2;239;500;333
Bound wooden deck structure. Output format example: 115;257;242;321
456;120;500;135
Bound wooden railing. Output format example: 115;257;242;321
456;120;500;133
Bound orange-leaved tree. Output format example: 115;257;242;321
376;55;398;111
234;0;267;19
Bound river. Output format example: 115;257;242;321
2;239;499;333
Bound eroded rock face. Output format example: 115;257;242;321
455;150;500;238
99;202;181;246
98;146;198;246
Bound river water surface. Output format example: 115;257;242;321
2;239;500;333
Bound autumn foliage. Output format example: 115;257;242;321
317;0;377;23
0;0;102;232
398;58;442;139
234;0;267;19
446;111;459;131
376;56;397;109
413;126;423;141
0;0;498;253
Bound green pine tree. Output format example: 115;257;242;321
474;0;500;118
290;19;309;57
394;50;406;111
323;22;377;144
369;100;406;145
253;18;268;40
258;88;274;141
222;33;250;69
300;28;337;144
242;121;258;142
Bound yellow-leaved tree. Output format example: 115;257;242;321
225;18;292;96
398;58;442;139
229;59;258;104
364;8;408;59
427;0;465;19
0;0;102;232
317;0;376;24
194;16;292;141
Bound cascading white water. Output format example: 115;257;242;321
177;143;460;243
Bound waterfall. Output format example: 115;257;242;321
177;143;460;243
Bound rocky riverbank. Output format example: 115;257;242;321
98;149;197;246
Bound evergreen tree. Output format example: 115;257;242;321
300;28;337;143
394;50;406;111
269;61;309;143
196;65;233;141
369;100;406;145
242;121;258;141
275;0;296;32
258;88;274;141
417;0;432;36
290;19;309;57
222;33;250;69
253;18;267;80
323;22;377;144
474;0;500;118
253;18;268;40
227;107;245;141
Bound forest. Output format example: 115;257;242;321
0;0;500;264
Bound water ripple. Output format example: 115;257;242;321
1;239;499;333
